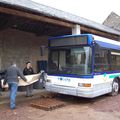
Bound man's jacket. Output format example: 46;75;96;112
5;65;27;84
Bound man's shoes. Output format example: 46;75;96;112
25;95;33;97
11;107;17;110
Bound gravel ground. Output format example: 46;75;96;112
91;95;120;112
1;94;120;120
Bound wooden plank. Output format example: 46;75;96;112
1;73;41;88
30;98;66;111
0;6;74;28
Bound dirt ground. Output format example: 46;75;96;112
1;94;120;120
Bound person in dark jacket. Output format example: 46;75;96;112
0;70;6;96
23;62;34;97
4;63;27;110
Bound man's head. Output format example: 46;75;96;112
26;62;32;69
11;62;17;67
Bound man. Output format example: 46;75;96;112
4;63;27;110
0;70;6;96
23;62;34;97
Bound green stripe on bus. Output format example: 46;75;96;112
109;74;120;79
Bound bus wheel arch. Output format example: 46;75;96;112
109;77;120;96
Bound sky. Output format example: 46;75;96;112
32;0;120;24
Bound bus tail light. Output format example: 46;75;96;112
83;83;91;87
78;83;91;87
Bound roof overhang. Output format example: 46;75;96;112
0;0;120;39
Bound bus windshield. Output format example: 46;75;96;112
48;46;92;76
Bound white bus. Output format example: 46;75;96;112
45;34;120;98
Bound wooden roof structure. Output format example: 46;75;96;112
0;0;120;40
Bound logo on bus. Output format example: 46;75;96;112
58;77;71;82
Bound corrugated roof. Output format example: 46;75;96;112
0;0;120;36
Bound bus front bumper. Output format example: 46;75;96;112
45;83;96;98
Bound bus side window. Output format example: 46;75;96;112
111;50;120;71
94;46;110;72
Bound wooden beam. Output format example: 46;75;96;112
81;26;120;40
0;6;74;28
0;6;119;40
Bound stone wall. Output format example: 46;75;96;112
0;28;48;72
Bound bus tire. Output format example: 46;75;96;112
109;79;119;96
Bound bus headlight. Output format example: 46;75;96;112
78;83;91;87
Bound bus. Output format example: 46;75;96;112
45;34;120;98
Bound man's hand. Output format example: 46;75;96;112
3;80;6;86
26;81;30;85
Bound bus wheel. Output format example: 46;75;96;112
110;79;119;96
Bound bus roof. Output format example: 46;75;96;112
93;35;120;50
49;34;120;50
48;34;91;40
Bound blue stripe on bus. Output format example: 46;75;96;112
48;70;120;79
48;74;94;78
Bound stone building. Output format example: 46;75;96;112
0;0;120;72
